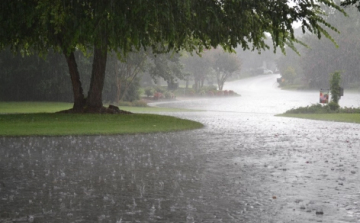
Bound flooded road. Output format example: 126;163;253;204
1;75;360;222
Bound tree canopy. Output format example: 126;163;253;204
276;2;360;89
0;0;344;112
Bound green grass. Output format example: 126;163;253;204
0;101;197;114
0;102;204;136
0;113;204;136
0;102;74;114
278;113;360;124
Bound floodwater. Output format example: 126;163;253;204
1;74;360;222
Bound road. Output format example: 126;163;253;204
1;74;360;222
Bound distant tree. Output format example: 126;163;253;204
182;53;212;91
0;49;72;101
0;0;344;113
148;52;185;88
207;48;242;90
107;51;148;103
299;4;360;89
330;71;342;104
276;43;304;85
281;66;298;84
236;38;280;76
342;0;360;10
275;2;360;89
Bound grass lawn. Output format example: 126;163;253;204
278;113;360;124
0;102;204;136
0;102;197;114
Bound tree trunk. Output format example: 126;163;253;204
86;45;108;112
115;76;121;104
64;51;85;112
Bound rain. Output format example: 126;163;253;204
1;74;360;222
1;1;360;222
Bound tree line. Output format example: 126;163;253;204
277;2;360;89
0;47;241;102
0;0;349;112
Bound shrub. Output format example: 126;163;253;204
329;71;341;104
285;104;328;114
328;101;340;111
202;86;217;92
284;103;360;114
132;100;148;107
199;90;206;96
185;89;196;96
153;92;164;100
207;91;214;96
164;91;175;99
145;88;153;97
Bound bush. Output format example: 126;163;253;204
328;101;340;111
132;100;148;107
153;92;164;100
207;91;215;96
118;78;141;102
285;104;329;114
330;71;341;104
145;88;153;97
164;91;175;99
284;103;360;114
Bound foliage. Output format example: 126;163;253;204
148;52;185;85
329;71;342;104
119;78;141;102
328;101;340;111
144;88;154;97
206;48;242;90
284;104;330;114
106;51;148;103
0;48;73;101
282;66;297;84
0;0;345;112
341;0;360;11
153;92;164;100
181;52;212;91
276;47;304;87
277;4;360;89
284;103;360;114
280;113;360;124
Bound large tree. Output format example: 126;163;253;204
276;2;360;89
182;53;212;91
207;48;242;90
0;0;344;113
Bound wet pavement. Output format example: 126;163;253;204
1;74;360;222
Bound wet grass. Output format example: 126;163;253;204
0;113;204;136
0;102;203;136
0;101;197;114
278;113;360;124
